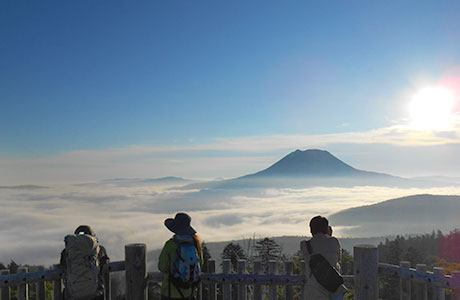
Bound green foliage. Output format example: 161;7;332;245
344;288;354;300
8;260;19;274
341;249;353;275
45;281;53;300
377;230;446;299
439;228;460;263
378;231;439;268
202;241;212;272
221;242;246;272
219;242;247;300
254;238;282;273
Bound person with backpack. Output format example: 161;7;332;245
300;216;347;300
158;212;203;300
60;225;110;300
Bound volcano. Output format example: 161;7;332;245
180;149;445;190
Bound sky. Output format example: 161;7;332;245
3;1;460;266
1;1;460;184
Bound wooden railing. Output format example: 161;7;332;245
1;243;460;300
379;261;460;300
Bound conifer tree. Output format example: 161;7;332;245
253;238;282;272
221;242;246;272
202;241;212;272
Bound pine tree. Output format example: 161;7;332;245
8;260;18;274
221;242;246;272
253;238;282;272
202;241;212;272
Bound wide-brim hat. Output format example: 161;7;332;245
164;212;196;235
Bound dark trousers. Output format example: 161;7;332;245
63;288;104;300
161;296;195;300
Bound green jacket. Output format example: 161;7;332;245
158;235;203;298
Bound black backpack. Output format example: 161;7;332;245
305;240;344;292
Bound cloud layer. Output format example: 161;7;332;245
1;181;460;267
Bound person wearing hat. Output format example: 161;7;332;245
158;213;203;300
60;225;110;300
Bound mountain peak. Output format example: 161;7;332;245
252;149;358;177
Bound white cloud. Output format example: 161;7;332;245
1;182;460;267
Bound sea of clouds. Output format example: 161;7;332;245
2;181;460;267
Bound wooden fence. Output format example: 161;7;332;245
1;244;460;300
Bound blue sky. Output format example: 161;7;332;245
2;1;460;183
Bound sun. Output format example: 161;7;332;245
409;86;455;131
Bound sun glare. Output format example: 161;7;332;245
409;86;455;131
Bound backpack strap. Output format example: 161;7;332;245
172;238;185;262
169;238;187;299
305;240;314;278
306;240;314;255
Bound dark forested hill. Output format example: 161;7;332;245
329;194;460;236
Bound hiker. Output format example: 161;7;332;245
300;216;346;300
60;225;110;300
158;212;203;300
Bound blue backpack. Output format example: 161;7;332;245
170;238;201;289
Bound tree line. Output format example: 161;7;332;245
378;229;460;300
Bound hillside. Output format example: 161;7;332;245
329;194;460;236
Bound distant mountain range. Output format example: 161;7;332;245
179;149;454;190
0;185;49;190
329;194;460;236
75;176;194;187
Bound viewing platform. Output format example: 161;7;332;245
1;244;459;300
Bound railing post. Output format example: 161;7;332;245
354;245;378;300
415;264;428;300
125;243;147;300
300;260;306;300
35;266;46;300
268;260;277;300
237;260;247;300
399;261;411;300
433;267;445;300
451;271;460;300
0;269;10;300
254;261;262;300
222;259;231;300
52;264;63;300
104;270;111;300
207;259;217;300
285;261;294;300
17;267;28;300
